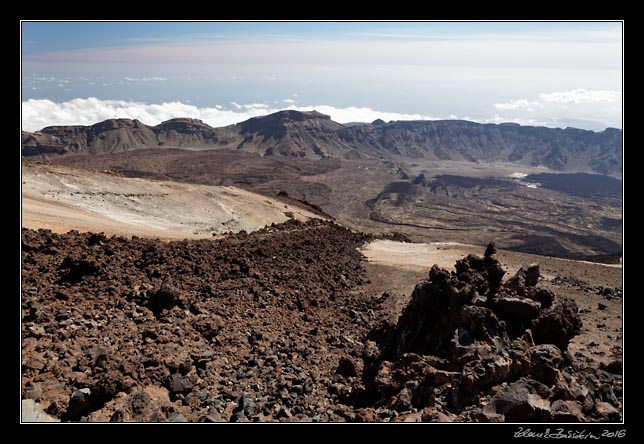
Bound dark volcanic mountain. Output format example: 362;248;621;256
22;110;622;175
215;110;346;158
21;118;225;156
338;120;622;176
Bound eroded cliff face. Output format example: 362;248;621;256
338;120;621;175
22;118;217;156
22;111;622;175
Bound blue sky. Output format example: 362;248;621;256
21;21;622;131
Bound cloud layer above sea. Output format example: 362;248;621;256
21;95;620;133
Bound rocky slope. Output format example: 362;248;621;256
338;120;622;176
21;220;373;422
220;110;346;158
22;111;622;175
20;111;345;159
21;224;622;422
21;118;225;156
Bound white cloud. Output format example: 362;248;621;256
539;89;621;104
484;114;544;126
124;76;167;82
21;98;442;132
32;76;56;82
244;103;269;109
24;76;70;85
297;105;439;124
494;99;543;111
282;99;296;104
20;97;619;133
488;89;622;130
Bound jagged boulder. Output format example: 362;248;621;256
530;297;583;349
393;244;580;361
362;244;594;421
486;378;553;422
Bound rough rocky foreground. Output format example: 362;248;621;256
359;244;621;422
21;222;622;422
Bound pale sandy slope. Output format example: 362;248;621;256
361;239;622;274
360;240;475;272
22;163;322;239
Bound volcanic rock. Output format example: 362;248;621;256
359;245;607;422
22;113;622;175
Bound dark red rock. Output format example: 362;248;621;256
337;357;359;378
529;344;563;386
490;379;552;422
493;297;541;319
531;297;582;350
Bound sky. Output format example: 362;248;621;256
21;21;622;132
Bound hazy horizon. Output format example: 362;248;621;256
22;21;622;132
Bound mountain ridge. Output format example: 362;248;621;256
22;110;622;175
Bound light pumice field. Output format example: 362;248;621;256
360;239;475;272
22;162;321;239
